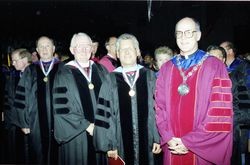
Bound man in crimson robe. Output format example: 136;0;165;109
98;36;120;72
155;17;233;165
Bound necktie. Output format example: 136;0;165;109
126;71;135;84
84;67;90;77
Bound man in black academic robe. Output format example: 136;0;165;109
52;32;108;165
3;49;32;164
14;36;62;164
230;59;250;165
94;33;162;165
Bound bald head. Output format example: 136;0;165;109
175;17;201;56
175;17;200;32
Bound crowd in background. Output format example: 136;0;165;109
0;16;250;165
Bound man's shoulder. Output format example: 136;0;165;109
204;55;225;66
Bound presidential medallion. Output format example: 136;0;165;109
177;84;190;96
88;83;94;90
129;89;136;97
43;76;48;82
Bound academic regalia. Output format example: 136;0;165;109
53;60;108;165
3;69;26;164
227;57;242;74
94;65;161;165
0;65;10;163
98;54;120;72
155;50;233;165
230;60;250;165
14;58;62;164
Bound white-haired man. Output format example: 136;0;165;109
52;32;108;165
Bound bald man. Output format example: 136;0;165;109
14;36;63;164
155;17;233;165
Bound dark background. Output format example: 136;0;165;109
1;0;250;58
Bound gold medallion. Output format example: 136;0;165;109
43;76;48;82
88;83;94;90
129;89;136;97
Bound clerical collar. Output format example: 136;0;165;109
180;50;198;59
172;49;209;70
114;64;143;73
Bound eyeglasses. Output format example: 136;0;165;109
12;57;24;64
119;47;136;54
175;30;197;39
75;44;92;51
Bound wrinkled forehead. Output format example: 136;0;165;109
109;37;117;44
74;36;92;45
156;53;172;58
120;39;134;47
176;19;196;31
37;37;53;46
11;52;20;58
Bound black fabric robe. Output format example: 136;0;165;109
14;60;62;164
94;67;161;165
3;69;26;164
231;60;250;165
53;62;108;165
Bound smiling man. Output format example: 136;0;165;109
94;33;161;165
52;32;108;165
155;17;233;165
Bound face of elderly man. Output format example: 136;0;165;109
117;39;139;68
36;36;55;62
156;53;172;69
70;34;93;63
11;51;28;71
175;18;201;56
208;49;225;62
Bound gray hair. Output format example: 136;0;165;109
11;48;32;63
154;46;173;58
70;32;92;47
116;33;140;52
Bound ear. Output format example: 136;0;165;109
52;46;56;53
136;49;141;57
116;50;120;59
106;45;110;51
69;47;75;55
228;48;234;54
196;31;201;41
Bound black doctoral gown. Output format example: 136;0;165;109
94;67;161;165
53;61;108;165
14;60;62;164
230;60;250;165
3;69;26;164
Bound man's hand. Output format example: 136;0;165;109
86;123;94;136
152;143;162;154
167;138;179;147
167;137;188;155
107;149;118;160
21;128;30;134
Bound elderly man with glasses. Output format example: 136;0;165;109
155;17;233;165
